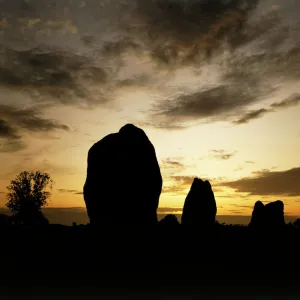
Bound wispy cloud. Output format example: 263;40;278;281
57;189;83;195
157;207;182;214
233;94;300;125
271;93;300;109
161;158;185;169
233;108;270;125
147;83;272;129
211;149;236;160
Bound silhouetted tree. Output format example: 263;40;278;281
5;171;52;225
0;214;12;226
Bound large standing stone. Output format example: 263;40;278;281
83;124;162;226
181;178;217;228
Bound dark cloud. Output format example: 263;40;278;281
0;0;79;39
233;94;300;124
117;74;152;88
148;77;274;129
271;93;300;109
144;18;299;129
0;139;27;153
150;86;261;128
0;104;69;132
227;44;300;83
1;0;299;131
134;0;261;66
0;119;25;152
100;38;141;57
0;119;19;139
71;0;282;69
221;167;300;196
81;36;95;46
258;25;291;51
0;118;26;153
0;46;109;107
0;104;69;152
233;108;270;125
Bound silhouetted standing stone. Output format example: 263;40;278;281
249;200;285;229
83;124;162;226
181;178;217;228
265;200;285;228
249;201;265;229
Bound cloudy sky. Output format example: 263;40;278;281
0;0;300;217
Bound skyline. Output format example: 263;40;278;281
0;207;299;226
0;0;300;216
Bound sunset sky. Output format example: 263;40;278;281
0;0;300;217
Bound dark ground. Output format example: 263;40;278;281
1;224;300;298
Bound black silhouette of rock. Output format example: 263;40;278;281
265;200;285;228
83;124;162;226
249;200;265;229
181;178;217;228
159;214;180;227
249;200;285;229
